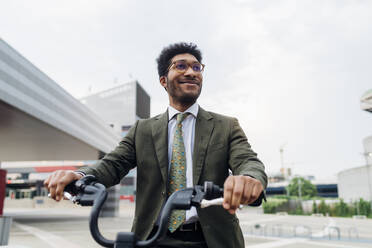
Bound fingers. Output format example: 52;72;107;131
43;170;82;201
223;175;245;214
242;182;253;204
247;182;263;205
223;176;234;211
45;172;58;200
230;176;245;212
55;176;68;201
223;175;264;214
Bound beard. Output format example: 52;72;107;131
166;79;202;105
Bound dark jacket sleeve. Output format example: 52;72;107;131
228;118;267;206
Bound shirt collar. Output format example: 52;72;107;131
168;102;199;121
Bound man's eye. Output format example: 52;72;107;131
192;64;201;72
175;63;187;70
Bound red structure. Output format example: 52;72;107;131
120;195;135;202
0;169;7;215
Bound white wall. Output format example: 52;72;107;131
338;165;372;202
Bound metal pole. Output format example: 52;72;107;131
298;177;302;201
363;153;372;202
280;147;284;179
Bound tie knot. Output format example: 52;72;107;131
176;112;190;124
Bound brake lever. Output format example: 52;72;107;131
192;182;243;209
191;181;225;207
47;191;78;203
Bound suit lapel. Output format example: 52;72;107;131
193;107;214;185
152;111;169;185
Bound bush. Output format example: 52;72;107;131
265;197;372;218
312;200;317;214
311;198;372;218
289;204;304;215
355;198;372;217
272;195;290;200
331;199;350;217
317;200;331;215
262;198;288;214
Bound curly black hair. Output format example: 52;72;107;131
156;42;202;78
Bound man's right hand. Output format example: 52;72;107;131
44;170;83;201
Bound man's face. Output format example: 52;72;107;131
160;53;203;106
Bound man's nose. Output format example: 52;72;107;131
184;66;197;77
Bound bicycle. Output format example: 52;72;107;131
62;175;225;248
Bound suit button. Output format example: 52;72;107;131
161;191;165;196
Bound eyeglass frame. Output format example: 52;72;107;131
167;59;205;74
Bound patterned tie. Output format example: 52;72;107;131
168;112;190;232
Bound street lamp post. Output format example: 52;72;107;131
298;177;302;202
363;152;372;202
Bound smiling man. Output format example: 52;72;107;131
159;53;203;111
45;42;267;248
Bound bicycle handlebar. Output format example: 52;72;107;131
63;176;224;248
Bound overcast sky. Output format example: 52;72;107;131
1;0;371;180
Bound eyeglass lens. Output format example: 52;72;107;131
174;61;203;72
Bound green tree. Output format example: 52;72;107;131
287;177;317;198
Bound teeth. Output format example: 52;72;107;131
179;81;198;85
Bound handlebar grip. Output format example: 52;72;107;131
204;181;223;200
63;175;98;196
64;180;78;195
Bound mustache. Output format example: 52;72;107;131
179;79;200;84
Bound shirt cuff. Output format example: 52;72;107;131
74;171;86;177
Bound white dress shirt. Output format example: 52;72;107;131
168;102;199;223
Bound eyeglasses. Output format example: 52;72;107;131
168;60;205;73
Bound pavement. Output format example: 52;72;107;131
3;200;372;248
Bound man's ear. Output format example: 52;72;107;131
159;76;167;91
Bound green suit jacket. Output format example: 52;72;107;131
79;107;267;248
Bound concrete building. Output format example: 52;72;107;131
337;89;372;201
0;38;120;162
80;81;150;136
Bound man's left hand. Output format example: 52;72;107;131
223;175;263;214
